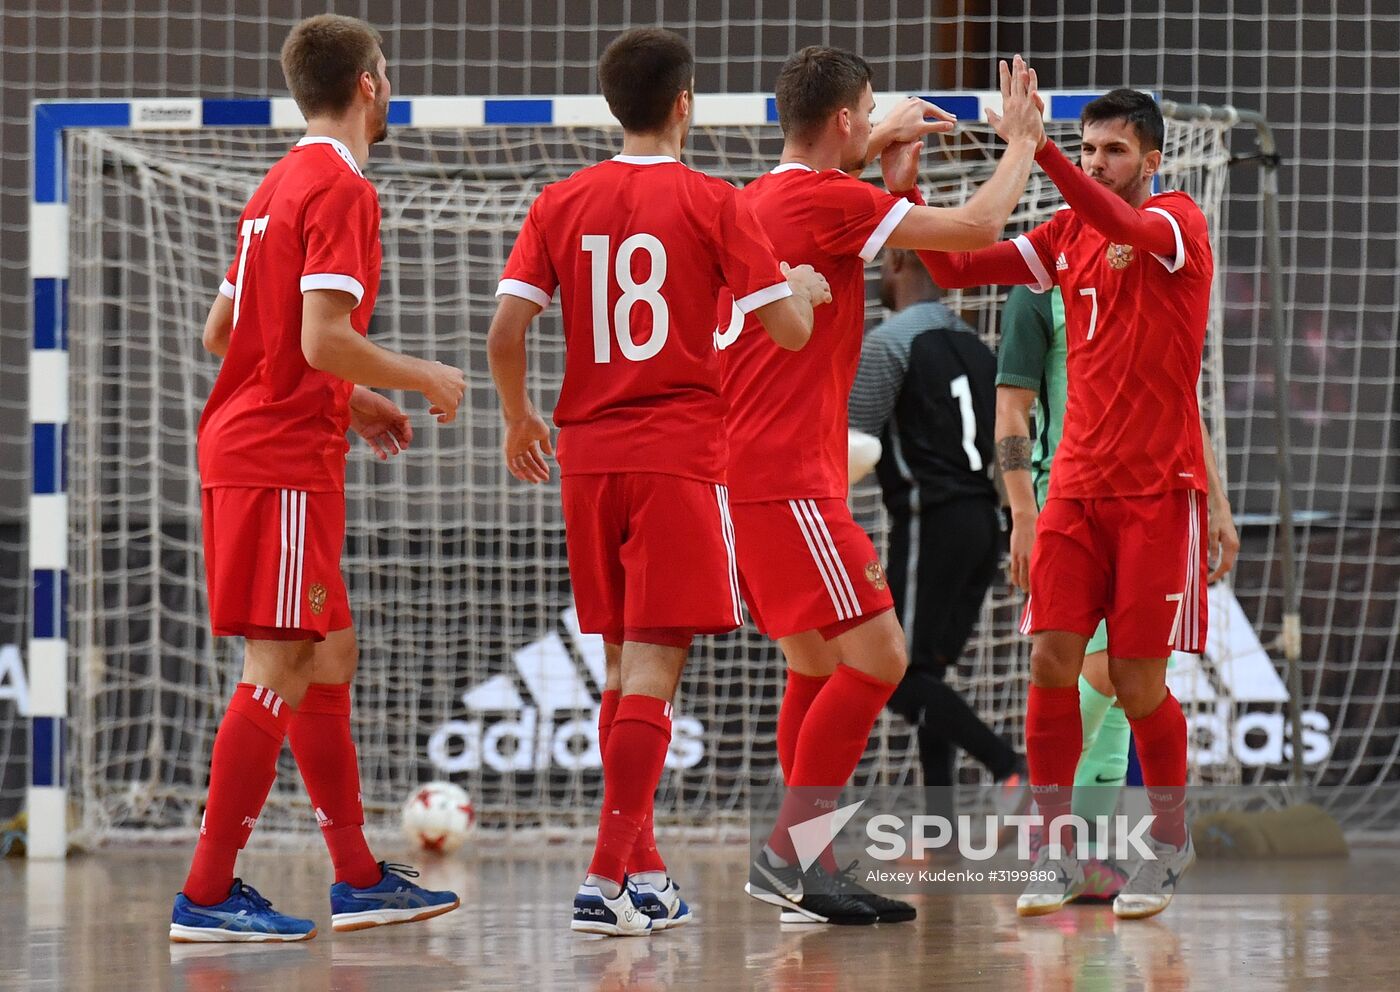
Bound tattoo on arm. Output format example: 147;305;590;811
997;436;1033;473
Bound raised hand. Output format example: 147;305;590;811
881;137;925;194
985;54;1046;151
880;96;957;143
862;96;957;169
781;261;832;307
503;410;554;484
349;386;412;460
419;360;467;424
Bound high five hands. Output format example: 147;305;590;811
986;54;1047;151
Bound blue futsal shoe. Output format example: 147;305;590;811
627;875;693;931
330;862;460;932
169;880;317;943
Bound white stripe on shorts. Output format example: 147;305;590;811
788;499;863;622
1176;490;1202;652
275;490;290;627
788;500;849;620
714;485;742;626
276;489;307;629
802;500;863;622
292;491;307;629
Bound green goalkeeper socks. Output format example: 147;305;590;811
1073;693;1131;826
1077;674;1115;744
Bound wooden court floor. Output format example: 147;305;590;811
3;844;1399;991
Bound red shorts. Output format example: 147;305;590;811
730;498;895;640
561;473;742;645
201;487;352;641
1021;489;1208;658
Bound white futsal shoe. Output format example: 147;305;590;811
1015;846;1086;918
571;881;653;937
1113;834;1194;920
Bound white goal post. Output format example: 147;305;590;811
27;91;1245;856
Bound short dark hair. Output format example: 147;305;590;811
774;46;873;140
280;15;383;118
599;29;695;133
1080;88;1165;152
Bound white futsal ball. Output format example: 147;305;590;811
402;781;476;854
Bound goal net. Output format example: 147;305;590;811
64;112;1234;843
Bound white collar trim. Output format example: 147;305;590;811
771;161;816;174
612;154;678;165
296;136;364;178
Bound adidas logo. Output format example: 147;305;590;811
1056;252;1069;271
315;807;332;829
250;685;284;717
427;607;706;775
1171;585;1331;767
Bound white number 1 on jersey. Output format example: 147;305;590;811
232;214;270;327
950;374;983;471
582;233;670;363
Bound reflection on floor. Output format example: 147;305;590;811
4;845;1400;991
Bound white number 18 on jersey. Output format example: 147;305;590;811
582;233;669;363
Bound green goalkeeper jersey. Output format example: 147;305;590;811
995;284;1067;508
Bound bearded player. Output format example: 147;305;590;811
487;28;830;937
921;88;1219;919
722;50;1046;925
996;281;1239;903
171;15;465;942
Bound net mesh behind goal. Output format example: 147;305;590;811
65;116;1231;842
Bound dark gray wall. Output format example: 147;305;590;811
2;1;1394;522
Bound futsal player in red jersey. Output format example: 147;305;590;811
724;50;1046;925
920;89;1219;920
170;15;466;943
486;28;831;937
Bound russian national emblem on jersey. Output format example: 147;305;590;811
1106;243;1135;269
308;582;327;616
864;560;887;591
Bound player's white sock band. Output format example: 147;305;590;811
585;874;623;899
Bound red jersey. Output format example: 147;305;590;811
1015;190;1211;498
719;165;914;502
497;155;789;483
198;136;381;492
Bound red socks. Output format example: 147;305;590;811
778;670;830;781
289;682;381;888
1128;690;1189;847
767;665;896;864
597;688;621;755
787;665;897;787
183;683;292;906
1025;684;1082;853
596;688;668;875
587;694;672;886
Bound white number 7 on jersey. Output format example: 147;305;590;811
582;233;670;363
232;214;270;327
1079;286;1099;340
1165;592;1185;647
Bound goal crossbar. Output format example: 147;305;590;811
26;90;1229;859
